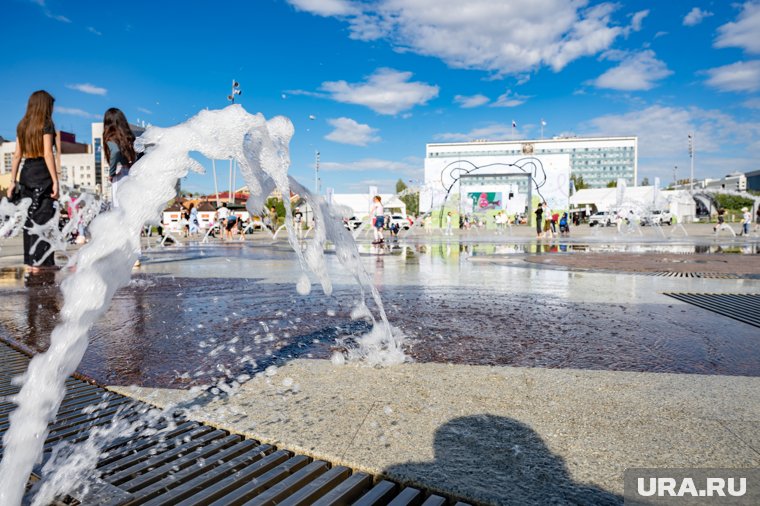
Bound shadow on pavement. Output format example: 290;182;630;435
384;414;622;505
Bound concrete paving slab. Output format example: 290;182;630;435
109;360;760;505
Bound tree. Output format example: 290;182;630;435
606;180;617;188
265;197;285;217
396;178;419;216
715;194;754;211
570;174;588;190
640;177;650;186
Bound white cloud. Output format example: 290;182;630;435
583;105;760;157
715;2;760;53
454;94;489;108
318;68;439;115
87;26;102;35
490;90;528;108
325;117;381;146
321;157;420;174
137;107;153;115
434;123;516;142
32;0;71;23
592;50;672;91
582;105;760;181
56;107;99;119
629;9;649;32
744;97;760;108
66;83;107;96
286;0;358;16
289;0;627;76
683;7;713;26
342;178;402;192
705;60;760;92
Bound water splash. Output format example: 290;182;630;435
0;105;403;505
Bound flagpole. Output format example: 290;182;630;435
540;119;544;140
511;120;515;141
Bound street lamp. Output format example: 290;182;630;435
688;133;694;193
228;80;242;103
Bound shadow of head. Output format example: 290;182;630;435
384;414;621;505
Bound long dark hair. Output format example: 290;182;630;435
103;108;136;165
17;90;55;158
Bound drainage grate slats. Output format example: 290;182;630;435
128;437;261;504
645;271;739;279
0;342;472;506
421;496;447;506
353;480;399;505
387;487;424;506
98;423;213;476
241;460;331;505
665;293;760;328
97;420;200;469
105;428;230;486
204;452;306;506
177;450;298;506
277;465;353;505
311;471;373;505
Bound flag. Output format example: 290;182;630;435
541;119;547;126
512;120;517;128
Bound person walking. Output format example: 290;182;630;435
370;195;385;244
445;211;453;236
6;90;60;273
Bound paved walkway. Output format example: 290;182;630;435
113;361;760;505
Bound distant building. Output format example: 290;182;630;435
0;130;93;190
673;172;747;192
425;136;637;190
747;170;760;191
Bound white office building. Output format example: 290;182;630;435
60;153;97;191
426;136;636;186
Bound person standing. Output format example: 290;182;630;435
370;195;385;244
188;203;200;236
268;205;278;232
6;90;60;272
104;108;142;265
740;207;751;236
534;203;544;238
104;108;137;209
445;211;453;236
216;203;230;240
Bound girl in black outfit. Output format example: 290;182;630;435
6;90;60;272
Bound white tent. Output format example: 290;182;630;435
570;187;696;222
330;193;406;219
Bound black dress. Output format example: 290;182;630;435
19;123;56;267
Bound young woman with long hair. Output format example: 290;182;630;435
103;107;136;208
6;90;59;272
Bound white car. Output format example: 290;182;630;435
388;214;410;230
648;210;673;225
588;211;613;227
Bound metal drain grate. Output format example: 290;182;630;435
644;272;739;279
0;342;472;506
664;293;760;328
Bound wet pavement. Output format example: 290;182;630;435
1;231;759;388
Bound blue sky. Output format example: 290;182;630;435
1;0;759;194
